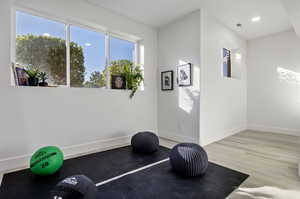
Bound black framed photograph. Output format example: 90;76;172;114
111;75;126;89
161;70;173;91
177;63;192;86
15;67;29;86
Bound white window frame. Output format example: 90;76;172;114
12;6;140;89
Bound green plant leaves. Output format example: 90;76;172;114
108;60;144;98
24;66;40;78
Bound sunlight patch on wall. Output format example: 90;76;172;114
179;88;194;114
230;49;242;79
235;53;242;61
178;60;200;114
179;60;188;65
140;45;145;66
193;67;200;91
277;67;300;85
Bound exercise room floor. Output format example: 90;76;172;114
1;130;300;198
206;130;300;198
162;130;300;198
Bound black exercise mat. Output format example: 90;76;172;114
97;161;249;199
0;146;169;199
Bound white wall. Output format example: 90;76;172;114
0;0;158;171
157;11;201;143
247;30;300;135
0;0;11;88
200;13;247;146
157;10;247;145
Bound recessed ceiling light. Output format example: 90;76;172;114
251;16;261;22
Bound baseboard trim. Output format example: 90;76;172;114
0;135;132;174
201;126;247;146
158;131;198;144
248;124;300;136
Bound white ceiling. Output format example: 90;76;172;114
85;0;293;40
281;0;300;38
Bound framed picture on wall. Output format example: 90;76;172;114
15;67;29;86
177;63;192;87
111;75;126;89
223;48;232;78
161;70;173;91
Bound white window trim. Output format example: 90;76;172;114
12;6;141;89
105;33;111;89
66;24;71;87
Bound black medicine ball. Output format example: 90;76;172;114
50;175;97;199
131;131;159;154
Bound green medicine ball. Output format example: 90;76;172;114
30;146;64;176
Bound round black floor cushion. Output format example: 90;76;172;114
50;175;97;199
131;131;159;154
170;143;208;177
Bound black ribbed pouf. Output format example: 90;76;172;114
131;132;159;154
170;143;208;177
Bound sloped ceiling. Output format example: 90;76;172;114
85;0;292;40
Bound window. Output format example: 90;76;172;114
70;26;106;88
110;36;135;62
108;36;136;88
222;48;231;78
222;48;242;80
16;11;66;85
13;10;139;89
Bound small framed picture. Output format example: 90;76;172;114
15;67;28;86
111;75;126;89
161;70;173;91
177;63;192;87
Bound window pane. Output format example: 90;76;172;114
70;26;106;88
223;48;232;78
109;37;136;88
16;11;66;85
110;36;135;63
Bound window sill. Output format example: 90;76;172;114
222;77;242;81
10;85;145;93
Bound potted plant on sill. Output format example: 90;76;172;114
109;60;144;99
124;65;144;99
25;67;40;86
38;72;49;87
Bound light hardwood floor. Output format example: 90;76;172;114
205;130;300;198
162;130;300;198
